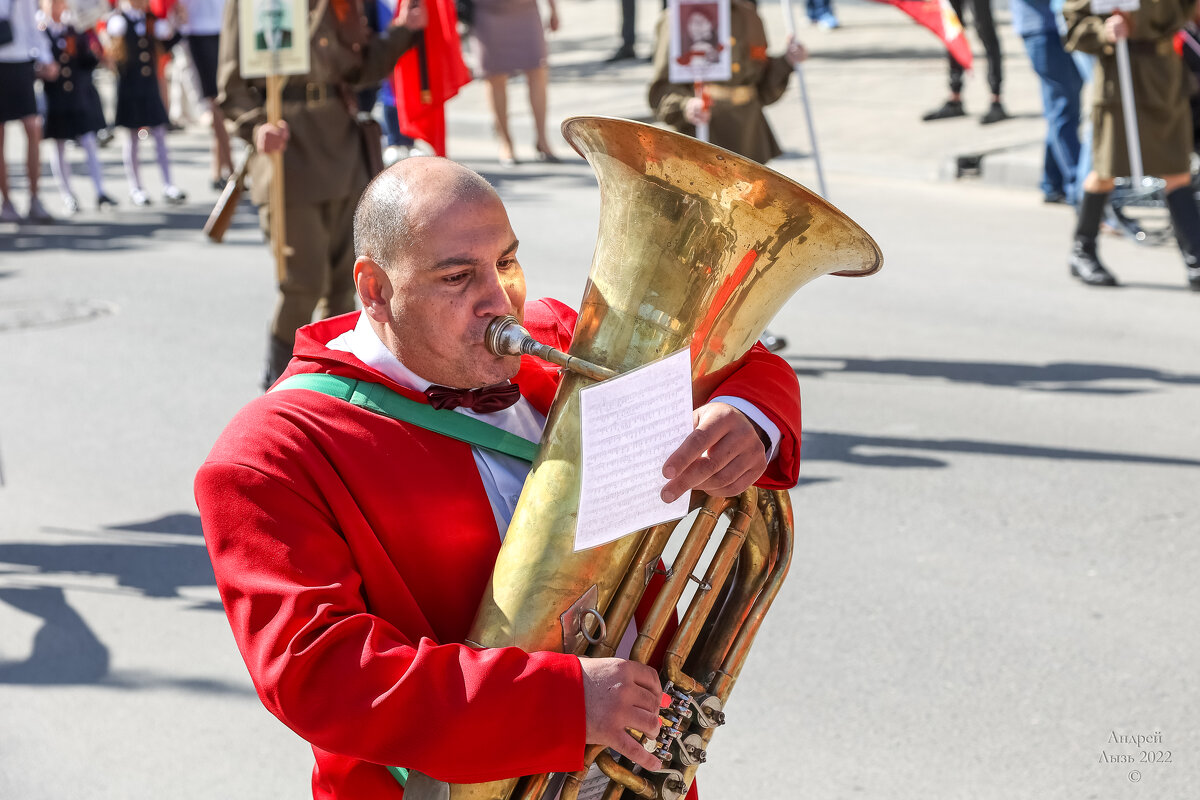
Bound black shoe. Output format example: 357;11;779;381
1042;191;1067;204
980;101;1010;125
1068;239;1118;286
1187;265;1200;291
922;100;965;122
605;44;638;63
96;192;117;210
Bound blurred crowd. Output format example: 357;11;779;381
5;0;1200;294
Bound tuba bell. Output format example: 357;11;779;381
404;116;882;800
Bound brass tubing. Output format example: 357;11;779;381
662;490;758;693
588;522;675;658
600;780;625;800
687;512;771;683
513;773;551;800
678;492;792;790
595;752;656;799
713;491;793;701
560;742;607;800
629;497;735;664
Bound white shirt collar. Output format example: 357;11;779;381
326;311;436;392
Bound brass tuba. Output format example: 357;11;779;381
404;116;882;800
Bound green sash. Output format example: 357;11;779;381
271;373;539;463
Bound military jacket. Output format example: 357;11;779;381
217;0;417;205
1064;0;1196;177
648;0;793;164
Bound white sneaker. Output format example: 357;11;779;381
163;184;187;205
130;188;152;207
0;199;19;222
63;194;80;215
26;195;53;222
383;145;410;166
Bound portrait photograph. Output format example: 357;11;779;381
667;0;732;84
237;0;310;78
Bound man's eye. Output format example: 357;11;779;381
498;258;517;270
444;272;469;285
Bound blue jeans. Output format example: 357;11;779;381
806;0;833;21
1021;31;1083;202
383;103;415;148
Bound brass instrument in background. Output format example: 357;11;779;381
405;116;882;800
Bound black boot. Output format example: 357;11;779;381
1069;191;1118;286
1164;186;1200;291
262;335;292;392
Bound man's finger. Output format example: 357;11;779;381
695;449;762;493
611;731;665;772
661;455;718;503
696;464;759;499
662;421;721;481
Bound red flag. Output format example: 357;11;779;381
392;0;472;157
868;0;972;70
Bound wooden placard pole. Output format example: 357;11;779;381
266;72;289;282
237;0;309;275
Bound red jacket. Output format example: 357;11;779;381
194;299;801;798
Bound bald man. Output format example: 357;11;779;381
195;158;803;799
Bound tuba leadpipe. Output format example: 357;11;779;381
402;115;882;800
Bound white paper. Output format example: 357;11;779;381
575;349;694;552
1090;0;1139;13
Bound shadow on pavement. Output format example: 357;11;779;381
0;205;259;254
0;512;231;688
788;355;1200;394
1;515;215;599
802;430;1200;470
0;586;110;684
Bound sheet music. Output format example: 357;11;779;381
575;349;693;552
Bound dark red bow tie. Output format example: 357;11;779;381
424;382;521;413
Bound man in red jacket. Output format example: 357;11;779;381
195;157;802;799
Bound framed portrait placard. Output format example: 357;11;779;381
68;0;111;30
667;0;732;85
238;0;310;78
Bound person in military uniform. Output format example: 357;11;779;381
648;0;806;165
217;0;426;388
1064;0;1200;290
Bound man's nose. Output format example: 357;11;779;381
477;267;515;317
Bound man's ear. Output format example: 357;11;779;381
354;256;391;322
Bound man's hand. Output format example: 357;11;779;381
579;658;664;772
255;121;290;154
684;97;710;126
393;0;429;30
661;402;768;504
35;61;59;81
784;34;807;66
1105;11;1132;41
